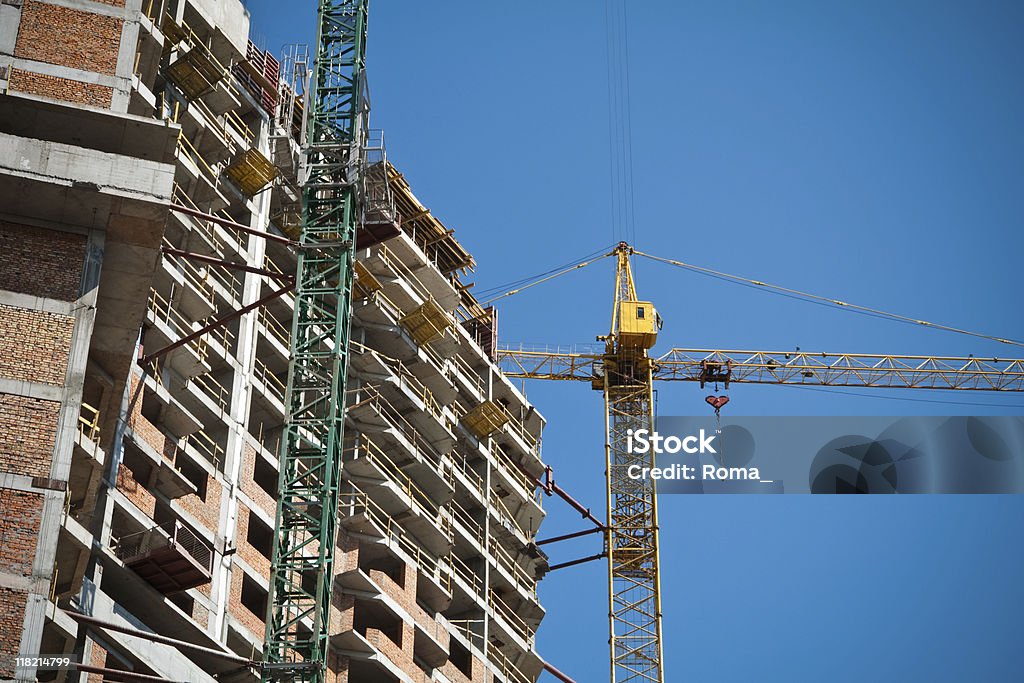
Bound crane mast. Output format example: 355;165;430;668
601;243;666;683
263;2;369;682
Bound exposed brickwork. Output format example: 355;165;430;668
370;567;450;651
366;626;417;679
87;640;107;683
192;602;209;629
177;472;221;532
235;504;271;579
115;463;155;517
94;0;126;6
0;588;28;678
14;1;123;75
0;393;59;478
0;304;74;386
9;68;115;108
240;444;276;517
0;222;87;301
0;488;44;577
228;565;264;637
325;652;350;683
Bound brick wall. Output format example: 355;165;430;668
0;588;28;678
0;222;87;301
369;567;450;652
325;652;350;683
86;640;107;683
0;489;44;578
240;444;276;516
176;472;221;532
9;68;115;108
115;464;155;517
235;505;271;579
14;1;123;75
228;565;264;637
0;304;74;386
0;393;60;478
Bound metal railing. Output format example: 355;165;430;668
451;553;483;596
147;289;209;362
188;372;230;412
346;437;445;526
78;402;101;443
487;641;533;683
258;306;291;348
352;343;444;420
351;387;446;472
253;356;286;404
338;487;452;593
488;537;536;598
489;590;535;645
113;520;213;574
449;499;484;545
171;183;243;257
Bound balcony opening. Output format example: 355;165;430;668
175;456;208;499
253;456;279;501
246;512;274;561
450;641;473;678
241;573;268;621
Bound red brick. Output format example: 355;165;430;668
0;489;43;577
0;393;59;478
0;222;87;301
0;304;74;386
0;588;28;678
8;68;114;108
14;1;123;75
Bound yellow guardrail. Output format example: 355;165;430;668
78;402;101;443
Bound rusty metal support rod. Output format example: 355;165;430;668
544;467;606;530
509;460;606;531
64;610;254;667
542;661;580;683
548;551;606;572
72;664;172;683
140;282;293;366
169;203;294;247
161;246;294;282
536;525;604;546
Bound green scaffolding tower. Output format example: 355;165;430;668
263;2;369;682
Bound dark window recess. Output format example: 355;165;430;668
140;391;162;427
253;457;279;500
450;640;472;677
245;513;274;560
168;592;194;615
636;306;645;319
175;457;208;499
240;574;268;620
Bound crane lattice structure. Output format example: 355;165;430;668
263;2;369;682
496;242;1024;683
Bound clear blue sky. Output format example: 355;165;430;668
244;1;1024;680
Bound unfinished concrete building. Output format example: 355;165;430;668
0;1;548;682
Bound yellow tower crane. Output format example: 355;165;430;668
495;241;1024;683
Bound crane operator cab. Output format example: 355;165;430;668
617;300;662;349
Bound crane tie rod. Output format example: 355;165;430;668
479;251;615;306
634;250;1024;348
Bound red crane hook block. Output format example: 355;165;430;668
705;395;729;411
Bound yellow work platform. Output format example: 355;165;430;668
225;148;278;196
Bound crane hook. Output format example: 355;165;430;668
705;395;729;418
